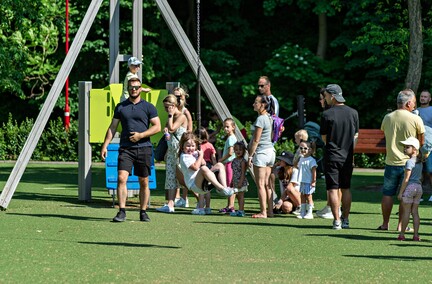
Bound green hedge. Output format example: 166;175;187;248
0;114;386;168
0;114;102;162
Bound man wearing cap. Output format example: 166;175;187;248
121;56;151;102
378;89;424;231
320;84;359;230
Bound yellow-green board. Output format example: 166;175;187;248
89;84;168;144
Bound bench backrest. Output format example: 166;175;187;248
354;129;386;154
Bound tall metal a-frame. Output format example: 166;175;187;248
0;0;245;210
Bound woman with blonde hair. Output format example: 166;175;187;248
156;94;187;213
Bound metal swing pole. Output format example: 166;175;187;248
196;0;201;135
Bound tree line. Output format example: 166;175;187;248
1;0;431;138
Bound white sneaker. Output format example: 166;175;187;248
333;220;342;230
292;206;301;216
204;207;212;215
191;208;205;215
156;205;174;213
219;187;236;196
174;197;189;208
316;206;339;219
303;204;314;219
341;217;350;229
174;198;184;207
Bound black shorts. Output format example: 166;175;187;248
324;160;353;190
118;147;152;178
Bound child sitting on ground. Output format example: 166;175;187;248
273;151;301;215
397;137;423;241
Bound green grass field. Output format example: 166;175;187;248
1;163;431;283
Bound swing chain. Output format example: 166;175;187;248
196;0;200;67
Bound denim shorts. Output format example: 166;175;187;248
252;148;275;167
382;165;405;196
424;156;432;173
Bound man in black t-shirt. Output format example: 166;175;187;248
320;84;359;230
101;77;161;222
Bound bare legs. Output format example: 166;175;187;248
253;165;272;218
117;170;150;210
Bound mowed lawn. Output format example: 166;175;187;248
0;162;431;283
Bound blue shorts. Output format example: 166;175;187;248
424;156;432;174
300;183;315;195
382;165;405;196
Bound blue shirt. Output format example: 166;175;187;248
418;106;432;128
113;99;158;148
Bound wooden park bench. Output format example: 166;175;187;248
354;129;386;154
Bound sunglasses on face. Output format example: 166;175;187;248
299;147;309;150
258;85;266;88
128;86;140;91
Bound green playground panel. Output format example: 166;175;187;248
89;84;168;144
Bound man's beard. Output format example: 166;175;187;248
129;93;140;99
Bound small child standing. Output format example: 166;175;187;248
296;141;317;219
120;57;151;102
218;118;237;214
293;129;309;167
230;141;249;217
397;137;423;241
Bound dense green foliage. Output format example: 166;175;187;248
1;0;432;162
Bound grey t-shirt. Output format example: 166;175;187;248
405;156;423;185
251;114;273;153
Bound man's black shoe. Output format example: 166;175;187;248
112;211;126;222
140;211;151;222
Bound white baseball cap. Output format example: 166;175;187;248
400;136;420;150
128;57;142;67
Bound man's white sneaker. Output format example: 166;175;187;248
204;207;212;215
316;206;341;219
333;220;342;230
341;217;350;229
156;205;174;213
191;208;205;215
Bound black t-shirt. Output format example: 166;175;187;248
113;99;158;148
320;105;359;162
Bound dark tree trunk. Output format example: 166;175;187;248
405;0;423;94
316;13;327;60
